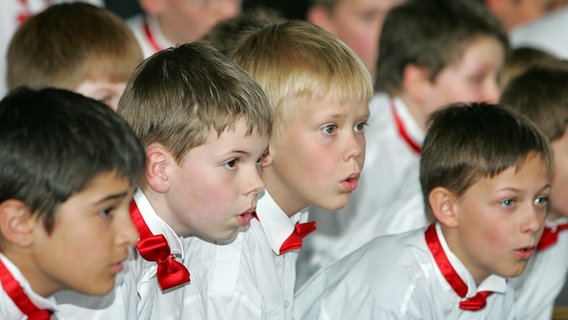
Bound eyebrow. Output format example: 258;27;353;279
94;191;130;205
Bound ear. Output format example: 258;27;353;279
138;0;166;15
261;146;273;168
306;5;336;34
144;144;172;194
0;200;37;248
402;64;431;105
484;0;506;21
429;187;459;228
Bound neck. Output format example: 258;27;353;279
438;225;488;286
262;169;305;217
4;250;57;297
139;186;185;236
398;93;427;133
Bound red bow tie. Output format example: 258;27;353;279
280;221;317;254
0;259;53;319
537;224;568;251
252;212;317;254
130;200;190;290
425;224;493;311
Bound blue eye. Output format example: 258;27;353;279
500;199;515;208
322;124;337;135
99;207;113;219
354;121;368;132
535;196;549;207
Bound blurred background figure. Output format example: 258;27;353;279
510;4;568;60
126;0;243;57
6;2;143;110
0;0;104;98
306;0;404;78
476;0;567;32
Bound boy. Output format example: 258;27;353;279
56;41;272;319
500;64;568;320
0;87;145;319
6;2;143;110
294;103;552;319
202;6;286;56
181;20;373;319
127;0;241;57
306;0;404;77
0;0;104;97
300;0;509;283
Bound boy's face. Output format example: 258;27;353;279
31;172;137;296
156;0;241;45
164;117;267;240
419;36;504;129
446;154;550;284
75;78;128;111
265;92;370;215
320;0;403;75
550;131;568;219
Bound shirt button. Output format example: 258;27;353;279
284;301;290;308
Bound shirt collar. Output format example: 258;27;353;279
133;189;184;260
0;253;56;311
434;223;508;296
391;96;425;145
255;190;309;254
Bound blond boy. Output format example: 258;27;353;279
181;20;372;319
301;0;510;282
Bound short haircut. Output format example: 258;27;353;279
309;0;338;11
498;47;561;89
376;0;508;93
0;87;146;234
420;103;553;220
118;41;272;163
230;20;373;143
7;2;143;91
500;64;568;141
203;6;286;57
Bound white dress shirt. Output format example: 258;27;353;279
510;218;568;320
127;14;174;58
56;189;187;320
181;190;309;319
297;92;428;283
0;253;56;320
294;224;514;320
510;6;568;60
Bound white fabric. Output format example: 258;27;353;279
55;189;187;320
510;218;568;320
127;14;174;59
0;253;56;320
510;6;568;60
297;92;428;284
0;0;104;98
294;224;514;320
181;190;308;319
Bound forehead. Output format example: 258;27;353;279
446;36;505;73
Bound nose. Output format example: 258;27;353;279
246;166;265;197
523;204;545;236
483;78;501;103
213;0;241;21
344;131;365;166
118;212;139;247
